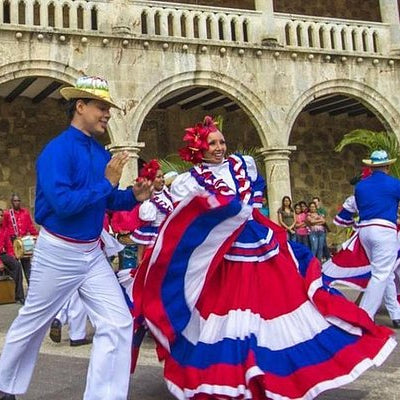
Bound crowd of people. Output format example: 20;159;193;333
277;195;331;262
0;76;398;400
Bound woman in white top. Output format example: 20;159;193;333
131;160;173;263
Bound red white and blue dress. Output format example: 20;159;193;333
133;154;396;400
131;188;173;245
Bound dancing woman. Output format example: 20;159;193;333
131;159;174;263
136;117;396;400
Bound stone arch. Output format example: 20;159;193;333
285;79;400;144
127;70;278;148
0;59;80;86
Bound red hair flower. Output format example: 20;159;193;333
139;159;161;182
178;116;219;164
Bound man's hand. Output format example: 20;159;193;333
105;151;130;187
132;179;153;202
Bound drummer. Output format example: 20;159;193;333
3;194;38;284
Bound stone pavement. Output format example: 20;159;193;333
0;302;399;400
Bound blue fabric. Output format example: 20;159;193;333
35;125;137;240
355;170;400;224
171;326;357;376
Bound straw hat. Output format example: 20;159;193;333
60;76;120;109
362;150;396;167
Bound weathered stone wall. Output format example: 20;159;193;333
156;0;255;10
0;97;67;213
289;111;384;245
274;0;381;21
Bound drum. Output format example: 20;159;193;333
13;235;36;259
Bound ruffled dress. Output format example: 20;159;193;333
134;155;396;400
131;188;173;245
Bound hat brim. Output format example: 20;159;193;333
60;87;120;109
362;158;397;167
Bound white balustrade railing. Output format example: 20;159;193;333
132;0;258;44
0;0;104;30
0;0;393;56
275;13;391;55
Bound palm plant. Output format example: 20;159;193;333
335;129;400;178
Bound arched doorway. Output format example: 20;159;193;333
137;85;262;162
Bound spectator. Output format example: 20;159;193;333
312;196;331;260
277;196;295;241
0;208;25;304
299;200;308;214
294;203;309;248
3;194;38;284
307;201;326;261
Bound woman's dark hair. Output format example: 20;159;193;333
281;196;292;210
308;201;317;209
65;98;91;120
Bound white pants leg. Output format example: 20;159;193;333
56;291;88;341
0;230;132;399
359;223;400;319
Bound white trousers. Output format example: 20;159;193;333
359;220;400;320
0;229;133;400
56;291;89;341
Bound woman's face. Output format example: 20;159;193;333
309;203;317;213
203;130;226;164
300;203;307;212
283;197;291;207
153;169;165;191
295;205;301;214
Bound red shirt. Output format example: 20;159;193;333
0;223;15;256
3;207;38;238
111;205;142;233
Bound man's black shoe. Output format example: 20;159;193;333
392;319;400;329
0;393;16;399
49;318;62;343
15;298;24;305
70;338;92;347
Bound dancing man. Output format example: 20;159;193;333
0;76;152;400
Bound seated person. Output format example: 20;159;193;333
0;208;24;304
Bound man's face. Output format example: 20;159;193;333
11;196;21;210
312;198;320;207
77;99;111;136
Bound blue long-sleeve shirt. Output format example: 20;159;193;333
355;170;400;225
35;125;137;240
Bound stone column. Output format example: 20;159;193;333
254;0;278;46
379;0;400;54
260;146;296;222
107;142;144;189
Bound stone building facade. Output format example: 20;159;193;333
0;0;400;243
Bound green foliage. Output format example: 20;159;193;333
335;129;400;178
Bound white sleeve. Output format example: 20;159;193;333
342;195;358;213
170;172;204;203
243;155;258;182
138;200;157;222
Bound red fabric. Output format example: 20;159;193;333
0;224;15;256
110;205;142;233
3;207;38;238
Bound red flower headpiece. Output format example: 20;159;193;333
361;166;372;180
139;159;161;181
178;116;219;164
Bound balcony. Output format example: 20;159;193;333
0;0;394;57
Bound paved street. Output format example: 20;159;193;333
0;302;399;400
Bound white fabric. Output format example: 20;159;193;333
359;220;400;320
138;189;173;226
342;195;358;213
56;291;88;341
100;228;124;257
0;229;133;399
170;156;258;203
